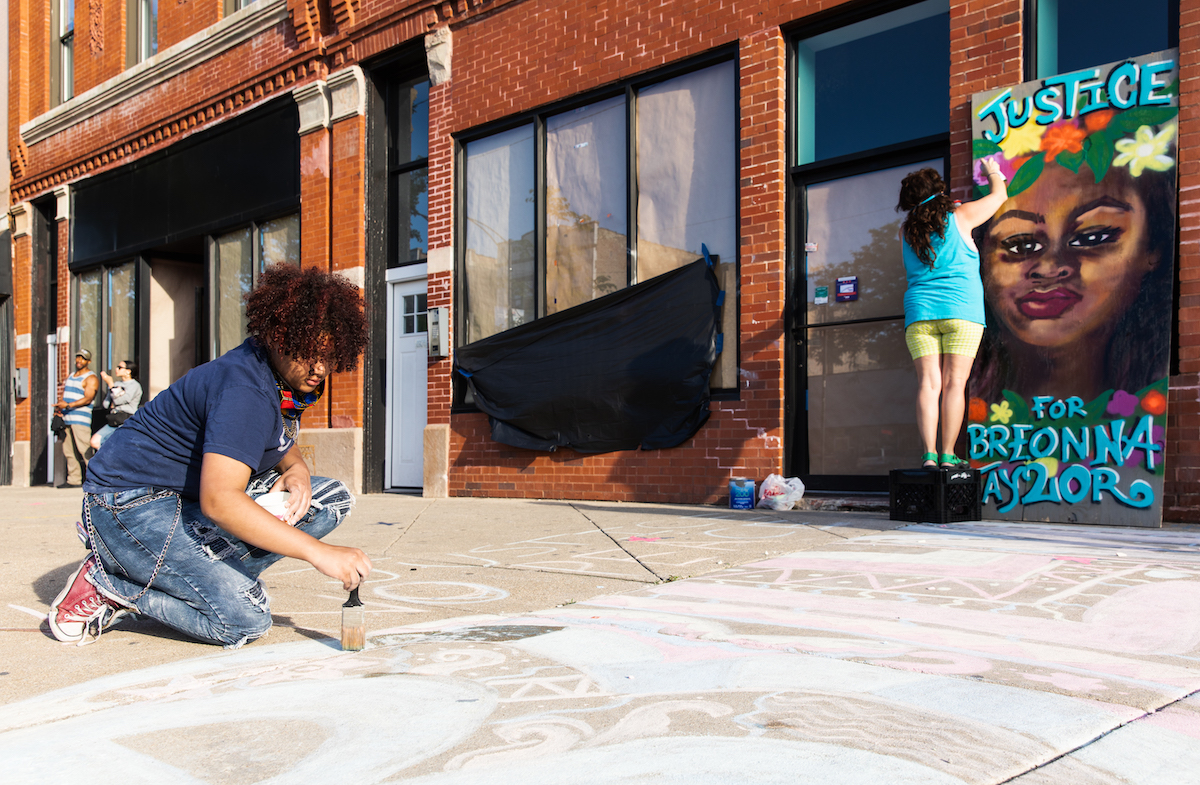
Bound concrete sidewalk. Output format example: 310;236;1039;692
3;486;1200;783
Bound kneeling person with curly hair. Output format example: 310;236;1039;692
50;265;373;647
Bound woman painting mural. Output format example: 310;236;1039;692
970;109;1177;409
898;160;1008;469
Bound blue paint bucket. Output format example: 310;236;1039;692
729;477;755;510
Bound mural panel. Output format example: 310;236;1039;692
969;50;1179;526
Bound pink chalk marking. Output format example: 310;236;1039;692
628;536;661;542
1144;705;1200;741
1052;556;1095;564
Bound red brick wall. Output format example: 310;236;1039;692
330;111;365;428
431;1;805;503
1166;0;1200;520
12;232;31;442
299;122;331;425
425;76;455;429
28;0;49;119
56;215;68;392
159;0;223;54
73;0;127;96
947;0;1023;198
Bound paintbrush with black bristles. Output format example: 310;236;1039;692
341;587;365;651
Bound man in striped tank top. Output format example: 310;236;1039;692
55;349;99;488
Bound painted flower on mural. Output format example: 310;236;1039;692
1083;109;1116;134
968;397;989;423
1039;122;1087;159
972;154;1023;187
1106;390;1140;418
990;401;1013;424
1113;123;1176;177
999;118;1047;158
1140;389;1167;416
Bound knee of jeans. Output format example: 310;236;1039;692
217;580;272;646
306;478;355;532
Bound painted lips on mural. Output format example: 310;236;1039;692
968;50;1178;524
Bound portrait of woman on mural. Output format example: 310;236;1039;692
969;107;1178;409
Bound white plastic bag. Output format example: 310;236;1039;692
757;474;805;511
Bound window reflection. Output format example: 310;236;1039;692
795;0;948;163
637;61;736;280
464;125;536;343
546;96;627;313
1040;0;1170;77
107;263;137;369
807;322;919;475
259;214;300;268
76;270;102;361
215;226;253;356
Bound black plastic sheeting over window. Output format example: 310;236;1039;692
455;253;723;454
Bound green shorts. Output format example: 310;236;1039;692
905;319;984;360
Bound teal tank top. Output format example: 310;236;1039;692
902;212;985;328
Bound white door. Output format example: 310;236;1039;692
387;278;428;488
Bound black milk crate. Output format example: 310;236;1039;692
889;467;981;524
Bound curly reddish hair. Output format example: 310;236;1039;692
245;264;367;372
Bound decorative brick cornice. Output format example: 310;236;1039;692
331;0;361;28
20;0;291;147
290;0;326;46
13;57;324;202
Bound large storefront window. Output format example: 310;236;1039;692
464;125;536;344
461;58;736;344
210;213;299;357
790;1;949;489
546;95;627;313
73;260;138;378
637;66;736;279
1032;0;1175;79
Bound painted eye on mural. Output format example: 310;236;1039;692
999;235;1044;257
1068;226;1122;249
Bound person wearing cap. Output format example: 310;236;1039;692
54;349;98;488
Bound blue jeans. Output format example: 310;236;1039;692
81;472;354;648
92;423;118;447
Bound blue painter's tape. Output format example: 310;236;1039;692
715;334;724;354
716;290;725;307
701;243;713;267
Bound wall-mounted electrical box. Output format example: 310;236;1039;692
428;307;450;358
14;367;28;399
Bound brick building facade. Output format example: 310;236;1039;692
5;0;1197;521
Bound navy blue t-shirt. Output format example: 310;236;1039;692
84;339;293;498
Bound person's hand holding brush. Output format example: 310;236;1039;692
310;543;372;590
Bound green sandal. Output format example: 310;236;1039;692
921;452;938;468
939;453;968;468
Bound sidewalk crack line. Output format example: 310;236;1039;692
994;686;1200;784
571;503;667;582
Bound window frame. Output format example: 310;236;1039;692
126;0;158;67
50;0;74;107
785;1;951;489
386;75;431;269
205;211;300;361
452;48;740;409
71;256;148;397
1024;0;1179;81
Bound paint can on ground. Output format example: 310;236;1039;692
729;477;755;510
